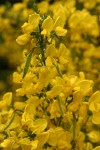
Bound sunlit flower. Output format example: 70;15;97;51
41;16;67;37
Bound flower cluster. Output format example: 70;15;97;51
0;2;100;149
0;0;100;96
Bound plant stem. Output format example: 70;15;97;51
38;25;45;65
4;111;15;131
57;96;64;116
55;64;62;78
72;113;76;140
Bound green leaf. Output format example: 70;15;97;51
54;64;62;78
57;96;64;116
4;112;15;131
22;49;33;78
72;113;76;140
33;1;39;14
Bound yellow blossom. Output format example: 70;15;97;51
12;3;25;12
45;44;57;58
88;130;100;143
41;16;67;37
1;137;19;150
31;140;38;150
22;13;40;33
93;146;100;150
46;85;63;99
13;72;22;83
35;131;49;148
55;127;72;149
0;1;100;150
16;33;30;45
38;1;49;14
55;26;67;36
47;128;57;146
74;79;93;96
19;138;32;150
0;92;12;109
92;111;100;125
50;100;61;119
30;119;47;134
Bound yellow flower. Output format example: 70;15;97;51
30;119;47;134
89;91;100;112
12;3;25;12
75;132;85;149
41;16;67;37
2;92;12;105
39;67;51;87
14;102;25;110
51;3;67;23
84;142;93;150
79;102;88;119
1;1;100;149
45;44;57;58
19;138;32;150
22;99;36;125
55;127;72;149
69;9;99;38
31;140;38;150
46;85;63;99
1;137;19;149
89;91;100;124
35;131;49;148
16;33;30;45
88;130;100;143
41;16;53;36
45;56;53;67
68;91;82;112
74;79;93;96
92;111;100;125
13;72;22;83
0;92;12;109
38;1;49;14
55;26;67;36
89;91;100;103
50;100;61;119
22;13;40;33
47;128;57;146
93;146;100;150
16;13;40;46
58;43;69;65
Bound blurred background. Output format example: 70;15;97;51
0;0;22;4
0;0;23;96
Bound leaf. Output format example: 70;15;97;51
22;49;33;78
4;112;15;131
72;113;76;140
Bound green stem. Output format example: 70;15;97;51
72;113;76;140
33;1;40;14
81;115;89;131
57;96;64;116
22;48;35;78
39;36;45;65
38;25;45;65
54;64;62;78
4;111;16;131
